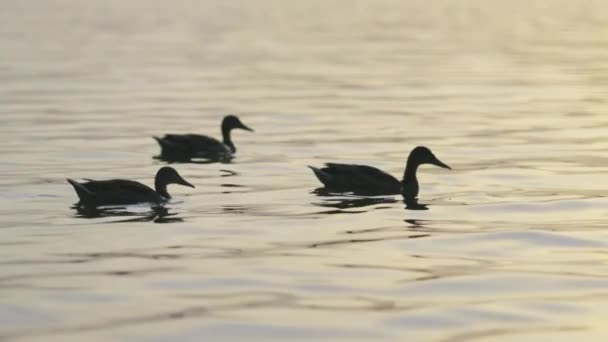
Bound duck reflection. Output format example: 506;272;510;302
312;188;432;211
220;169;239;177
220;205;254;216
220;183;247;194
312;188;398;211
74;205;183;223
403;197;429;211
404;219;426;229
154;155;232;164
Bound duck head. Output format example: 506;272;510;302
221;115;253;153
155;167;195;199
222;115;254;133
408;146;451;170
402;146;451;201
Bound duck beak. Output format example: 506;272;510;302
239;123;254;132
177;177;195;188
432;157;451;170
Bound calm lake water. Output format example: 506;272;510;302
1;0;608;340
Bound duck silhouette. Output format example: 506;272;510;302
309;146;451;199
67;166;194;208
154;115;253;162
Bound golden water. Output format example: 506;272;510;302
1;0;608;340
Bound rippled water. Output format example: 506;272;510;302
2;0;608;340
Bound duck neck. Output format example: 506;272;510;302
222;126;236;153
401;158;420;199
155;179;171;199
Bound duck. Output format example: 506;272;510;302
154;115;253;162
309;146;451;199
67;166;195;208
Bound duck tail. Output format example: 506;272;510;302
66;179;95;207
153;136;170;149
308;165;331;186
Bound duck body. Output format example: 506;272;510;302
309;163;401;195
310;146;450;199
67;167;194;208
155;134;232;162
67;179;164;207
154;115;253;162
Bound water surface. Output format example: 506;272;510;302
1;0;608;340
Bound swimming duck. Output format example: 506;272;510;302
154;115;253;162
67;166;194;208
309;146;451;199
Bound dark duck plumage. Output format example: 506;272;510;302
67;166;195;208
154;115;253;162
309;146;451;199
